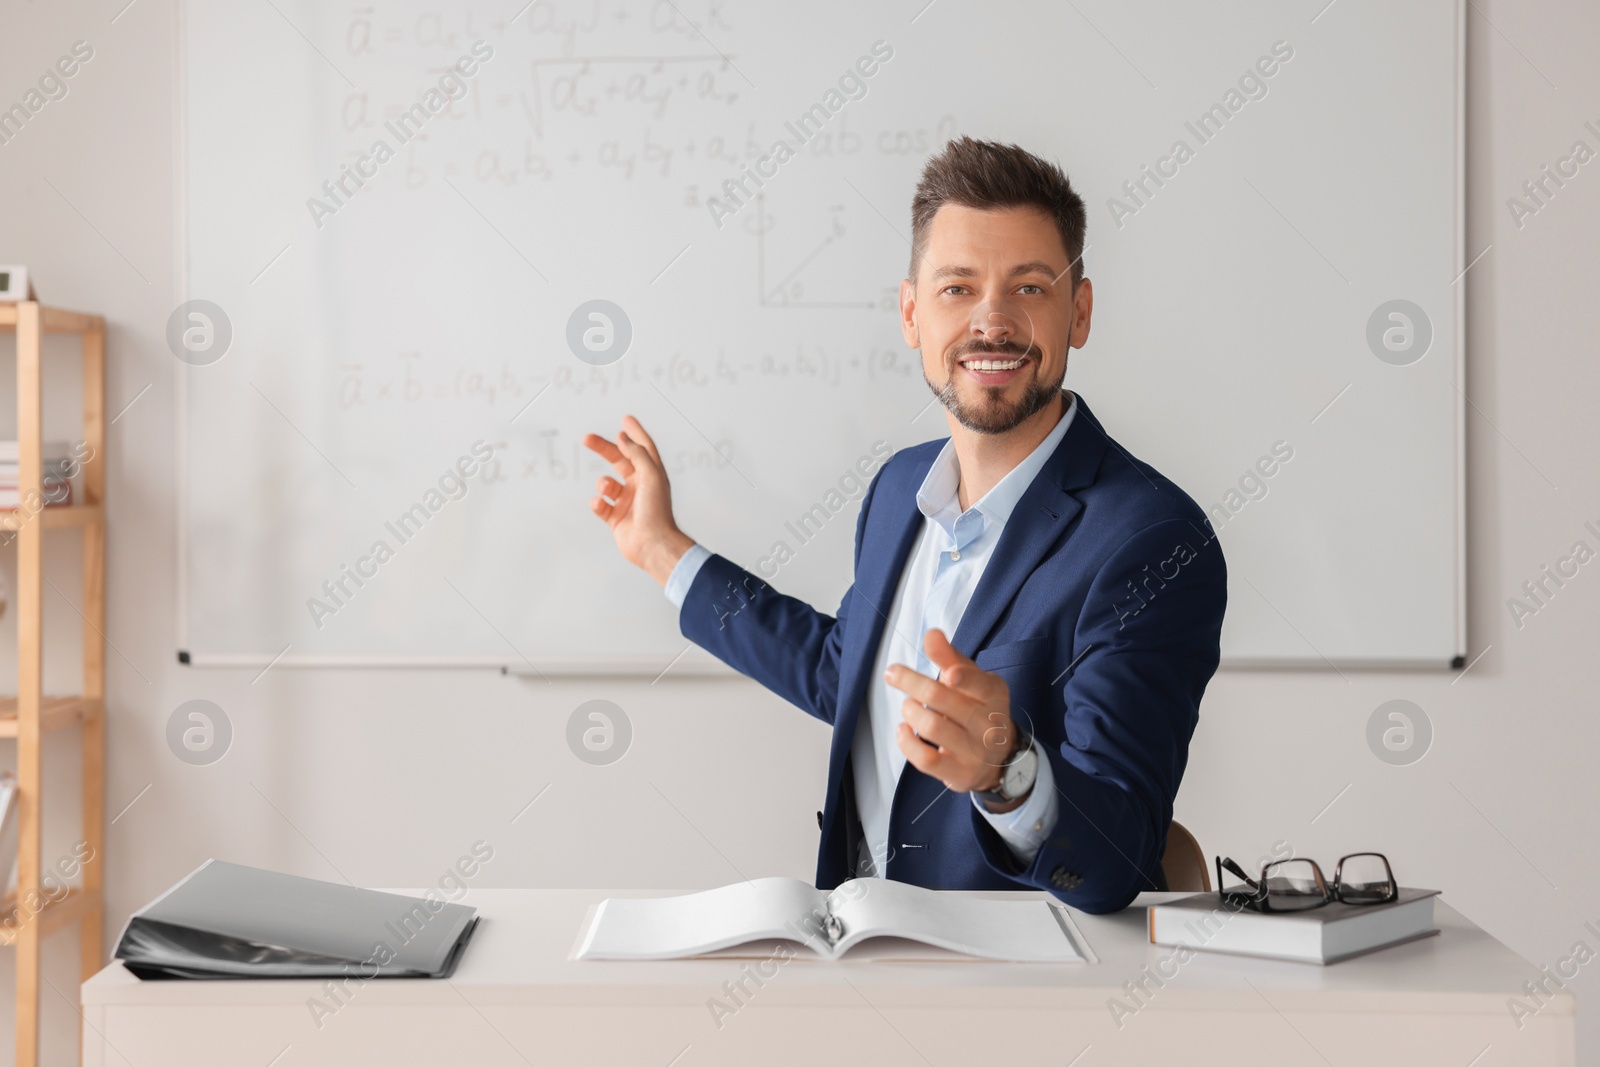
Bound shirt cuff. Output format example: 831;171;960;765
971;739;1058;865
663;543;712;608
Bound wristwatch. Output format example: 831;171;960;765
973;731;1038;808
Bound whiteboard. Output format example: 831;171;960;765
178;0;1464;671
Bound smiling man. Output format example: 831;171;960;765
584;137;1227;913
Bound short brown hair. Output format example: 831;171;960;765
909;136;1087;288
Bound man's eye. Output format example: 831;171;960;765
1018;284;1044;295
942;285;968;296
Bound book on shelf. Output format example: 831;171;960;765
0;440;76;465
574;876;1090;962
0;774;16;897
1147;887;1442;964
0;440;78;509
0;480;71;509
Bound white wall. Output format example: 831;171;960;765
1;1;1597;1062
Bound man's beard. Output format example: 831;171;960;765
922;339;1065;435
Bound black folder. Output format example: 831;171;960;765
113;859;479;980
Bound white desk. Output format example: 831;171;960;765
82;889;1573;1066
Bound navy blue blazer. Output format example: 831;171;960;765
678;393;1227;913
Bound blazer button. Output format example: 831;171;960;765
1050;866;1083;891
816;810;824;830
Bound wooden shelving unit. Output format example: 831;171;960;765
0;301;106;1067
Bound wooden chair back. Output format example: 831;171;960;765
1162;820;1211;892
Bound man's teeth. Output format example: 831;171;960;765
963;358;1026;371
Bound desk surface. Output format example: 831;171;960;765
83;887;1562;1016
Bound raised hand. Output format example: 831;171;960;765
884;628;1022;806
581;415;695;587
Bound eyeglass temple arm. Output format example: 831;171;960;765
1215;856;1262;893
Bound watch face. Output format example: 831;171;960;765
1003;744;1038;797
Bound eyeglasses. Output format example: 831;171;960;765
1215;852;1397;913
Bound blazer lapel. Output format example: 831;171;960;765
949;394;1110;657
824;449;932;794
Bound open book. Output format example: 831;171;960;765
574;877;1088;962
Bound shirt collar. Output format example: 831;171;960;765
915;390;1078;532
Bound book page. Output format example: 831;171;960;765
576;878;828;960
827;880;1085;962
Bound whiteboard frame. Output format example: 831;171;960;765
173;1;1468;674
1451;0;1470;668
175;0;193;669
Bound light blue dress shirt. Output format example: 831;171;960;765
665;394;1077;874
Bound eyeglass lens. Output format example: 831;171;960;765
1259;859;1327;910
1336;853;1395;904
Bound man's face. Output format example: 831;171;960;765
900;204;1092;435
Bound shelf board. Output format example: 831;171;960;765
0;696;102;738
0;304;103;334
0;503;102;532
0;886;99;947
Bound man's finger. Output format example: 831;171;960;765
924;629;1006;706
900;699;960;749
621;415;663;463
923;628;974;674
922;629;994;697
615;433;662;483
582;433;635;478
883;663;980;719
896;723;946;777
616;430;659;470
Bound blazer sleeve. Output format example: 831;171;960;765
970;516;1227;913
676;469;883;727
